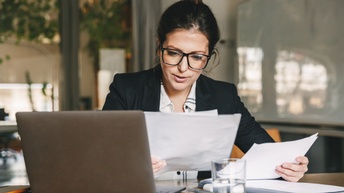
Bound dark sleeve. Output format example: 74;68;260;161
231;85;275;153
102;74;128;110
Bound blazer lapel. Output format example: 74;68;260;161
196;75;213;111
142;65;161;111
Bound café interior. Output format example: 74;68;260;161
0;0;343;187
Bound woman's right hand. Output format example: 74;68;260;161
151;156;166;174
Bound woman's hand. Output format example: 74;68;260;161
151;156;166;174
276;156;309;182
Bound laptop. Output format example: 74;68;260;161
16;110;186;193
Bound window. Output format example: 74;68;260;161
275;50;328;115
237;47;328;119
237;47;263;113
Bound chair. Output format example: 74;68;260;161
0;131;19;167
230;128;281;158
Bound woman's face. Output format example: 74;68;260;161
160;29;209;95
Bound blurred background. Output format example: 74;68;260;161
0;0;343;185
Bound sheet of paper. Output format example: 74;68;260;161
144;111;241;177
246;179;344;193
242;133;318;179
201;178;344;193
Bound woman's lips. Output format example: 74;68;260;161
173;74;188;83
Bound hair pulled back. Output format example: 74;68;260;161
157;0;220;55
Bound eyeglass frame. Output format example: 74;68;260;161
160;47;211;70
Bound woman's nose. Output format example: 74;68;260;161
178;56;189;72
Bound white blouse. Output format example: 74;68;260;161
159;82;196;113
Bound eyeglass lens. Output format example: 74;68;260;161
162;48;208;70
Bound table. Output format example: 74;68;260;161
0;121;17;133
0;173;343;193
299;172;344;187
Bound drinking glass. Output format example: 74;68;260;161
211;158;246;193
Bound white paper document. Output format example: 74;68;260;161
242;133;318;180
144;111;241;176
246;179;344;193
201;177;344;193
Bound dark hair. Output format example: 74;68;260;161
157;0;220;56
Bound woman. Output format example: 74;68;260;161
102;0;308;182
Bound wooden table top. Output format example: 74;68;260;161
299;172;344;187
1;172;343;193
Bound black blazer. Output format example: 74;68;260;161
103;65;274;153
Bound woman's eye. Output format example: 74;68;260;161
167;50;181;57
191;54;205;61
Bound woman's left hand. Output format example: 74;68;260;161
275;156;309;182
151;156;166;174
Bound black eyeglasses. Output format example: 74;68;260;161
161;47;211;70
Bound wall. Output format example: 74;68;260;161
0;41;59;84
0;40;60;119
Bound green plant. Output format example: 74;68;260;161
0;0;131;110
25;71;36;111
80;0;131;71
0;0;131;70
0;0;59;64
